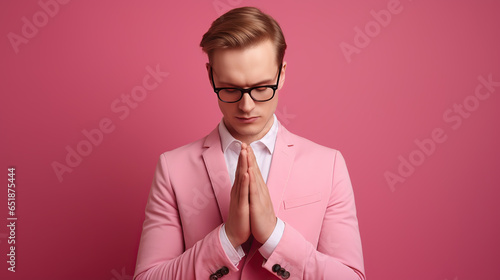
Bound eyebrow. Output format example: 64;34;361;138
218;78;275;88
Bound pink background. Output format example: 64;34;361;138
1;0;499;279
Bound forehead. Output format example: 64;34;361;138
211;40;278;86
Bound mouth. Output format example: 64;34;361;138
236;116;259;123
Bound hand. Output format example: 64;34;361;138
247;145;277;244
225;143;251;248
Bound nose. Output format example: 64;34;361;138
238;92;255;113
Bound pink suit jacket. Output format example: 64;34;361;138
134;122;365;280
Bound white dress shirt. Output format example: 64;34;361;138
218;114;285;265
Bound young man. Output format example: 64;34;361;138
134;7;365;280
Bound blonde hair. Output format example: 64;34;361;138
200;7;287;66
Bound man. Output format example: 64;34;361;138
134;7;365;280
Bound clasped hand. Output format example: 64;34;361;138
225;143;277;248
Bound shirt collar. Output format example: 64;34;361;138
218;114;278;154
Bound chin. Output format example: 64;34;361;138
235;126;259;135
235;125;264;137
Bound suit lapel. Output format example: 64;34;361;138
267;122;295;216
202;128;232;223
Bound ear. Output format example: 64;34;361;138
277;61;287;90
205;62;212;86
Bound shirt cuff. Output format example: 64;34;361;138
220;224;245;265
258;218;285;259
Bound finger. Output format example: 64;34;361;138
240;172;249;206
231;168;241;200
247;146;263;178
233;145;248;204
246;146;265;186
246;145;257;169
248;166;259;198
235;144;248;182
239;146;248;175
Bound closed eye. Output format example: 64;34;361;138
254;87;270;92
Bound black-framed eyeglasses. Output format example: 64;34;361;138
210;65;282;103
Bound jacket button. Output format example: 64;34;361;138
272;264;281;273
220;266;229;275
209;273;218;280
277;267;286;276
282;270;290;279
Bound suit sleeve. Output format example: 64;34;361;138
134;154;237;280
262;151;365;280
